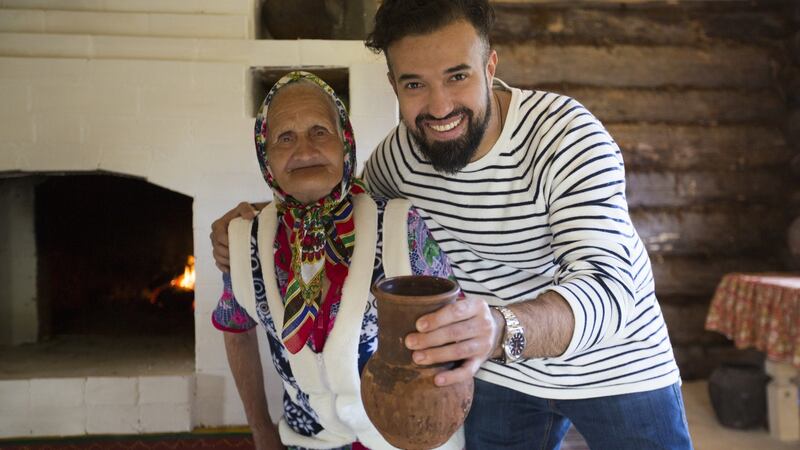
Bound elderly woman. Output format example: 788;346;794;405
211;72;463;450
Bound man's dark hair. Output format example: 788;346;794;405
365;0;495;59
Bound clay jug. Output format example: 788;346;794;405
361;275;473;450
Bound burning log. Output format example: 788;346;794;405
148;256;195;308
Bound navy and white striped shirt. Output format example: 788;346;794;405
363;81;680;399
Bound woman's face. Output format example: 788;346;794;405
266;83;344;204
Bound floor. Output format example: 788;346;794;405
0;334;194;379
682;380;798;450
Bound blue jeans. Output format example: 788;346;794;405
464;379;693;450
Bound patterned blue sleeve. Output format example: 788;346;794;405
211;272;258;332
406;207;456;281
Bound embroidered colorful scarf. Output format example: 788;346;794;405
255;71;365;354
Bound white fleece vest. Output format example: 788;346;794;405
228;195;464;450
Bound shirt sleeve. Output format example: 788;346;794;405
541;100;638;358
406;207;456;282
211;272;258;333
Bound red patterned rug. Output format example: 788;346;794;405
1;427;588;450
0;432;254;450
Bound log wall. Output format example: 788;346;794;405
491;0;800;378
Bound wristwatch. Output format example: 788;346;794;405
492;306;526;364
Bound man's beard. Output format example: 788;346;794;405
408;90;492;174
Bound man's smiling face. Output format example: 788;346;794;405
387;19;497;174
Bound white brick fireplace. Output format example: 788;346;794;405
0;0;397;438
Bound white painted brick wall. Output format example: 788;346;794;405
20;142;102;172
193;286;220;318
195;319;230;372
0;33;92;59
191;63;246;92
193;370;245;426
31;378;85;408
195;316;223;356
87;59;191;88
0;380;31;438
0;379;29;412
86;404;140;434
0;36;378;66
0;376;201;437
0;80;30;114
98;145;153;179
34;113;83;144
29;405;86;436
189;117;252;148
83;116;192;149
299;40;379;67
0;57;87;82
148;145;197;197
44;11;150;36
0;9;45;33
351;114;400;175
139;375;193;404
148;13;248;39
85;377;138;406
1;0;255;15
0;114;34;143
0;9;249;39
0;410;31;438
139;87;244;117
91;35;200;60
0;143;22;169
190;170;265;203
30;82;139;114
140;403;192;433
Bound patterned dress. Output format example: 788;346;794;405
212;197;455;450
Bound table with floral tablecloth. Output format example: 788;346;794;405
705;272;800;441
706;273;800;368
705;273;800;367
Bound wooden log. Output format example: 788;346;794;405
494;44;776;88
631;207;789;256
530;87;786;125
492;5;793;47
608;124;790;171
660;302;729;346
650;254;783;297
656;293;714;308
673;344;764;380
789;109;800;146
626;171;792;208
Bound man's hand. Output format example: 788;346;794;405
210;202;265;272
404;296;504;387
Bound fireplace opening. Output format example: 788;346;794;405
35;174;195;338
0;173;195;378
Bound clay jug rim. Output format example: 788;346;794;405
371;275;460;305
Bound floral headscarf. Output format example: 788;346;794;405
255;71;366;354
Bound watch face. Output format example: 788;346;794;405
508;333;525;358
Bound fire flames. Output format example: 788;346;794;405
148;255;195;306
171;255;196;290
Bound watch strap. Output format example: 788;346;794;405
492;305;525;364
